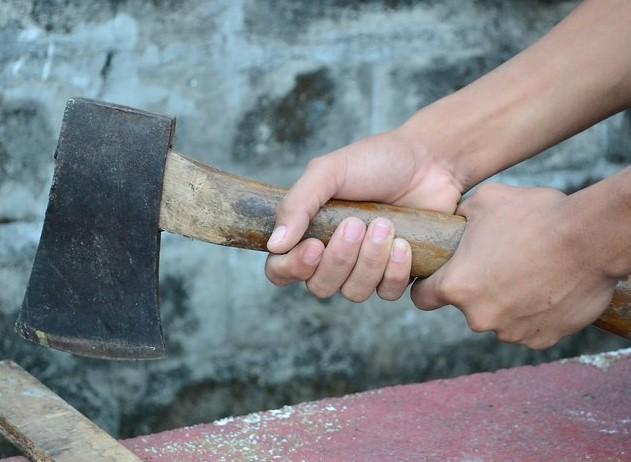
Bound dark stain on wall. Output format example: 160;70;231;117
121;372;353;436
244;0;419;39
30;0;118;33
0;99;53;187
160;275;199;354
394;46;516;109
233;67;335;166
0;142;8;179
273;68;335;143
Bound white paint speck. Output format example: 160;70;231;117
213;416;235;426
11;56;26;76
242;413;261;425
18;26;41;42
563;347;631;371
41;41;55;81
267;406;294;420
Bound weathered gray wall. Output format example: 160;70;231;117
1;0;629;456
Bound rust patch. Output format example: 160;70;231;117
222;229;271;252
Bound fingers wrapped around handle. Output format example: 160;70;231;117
159;151;631;338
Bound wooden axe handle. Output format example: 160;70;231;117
159;151;631;339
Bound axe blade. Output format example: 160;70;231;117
16;98;175;360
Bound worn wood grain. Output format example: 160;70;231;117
159;151;631;338
0;361;141;462
160;151;466;278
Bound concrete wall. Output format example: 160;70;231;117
1;0;629;456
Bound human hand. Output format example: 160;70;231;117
411;184;619;349
265;128;463;302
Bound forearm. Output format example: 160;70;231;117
400;0;631;192
563;166;631;280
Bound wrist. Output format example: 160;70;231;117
398;89;514;193
560;167;631;281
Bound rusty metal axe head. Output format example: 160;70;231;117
16;98;175;360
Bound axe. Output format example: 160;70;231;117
16;99;631;360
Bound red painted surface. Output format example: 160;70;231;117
3;349;630;461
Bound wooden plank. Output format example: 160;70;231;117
0;361;141;462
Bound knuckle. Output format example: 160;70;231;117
361;249;386;267
409;281;433;310
377;286;402;301
382;271;409;287
264;260;283;284
265;271;290;287
444;273;477;306
306;279;334;299
272;256;294;276
467;320;487;333
497;330;522;344
289;264;309;281
434;276;453;301
466;313;495;333
329;251;357;267
435;272;461;302
275;200;294;218
341;285;371;303
265;271;281;285
410;284;434;310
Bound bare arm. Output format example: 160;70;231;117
401;0;631;192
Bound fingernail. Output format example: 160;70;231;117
371;219;392;244
391;238;409;263
343;218;364;243
303;245;322;265
268;226;287;247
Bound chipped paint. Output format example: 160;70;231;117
566;410;631;436
562;347;631;370
127;398;353;461
213;416;236;427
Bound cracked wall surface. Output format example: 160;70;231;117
0;0;629;456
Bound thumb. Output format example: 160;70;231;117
410;265;451;311
267;155;345;253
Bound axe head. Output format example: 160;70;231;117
16;98;175;360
